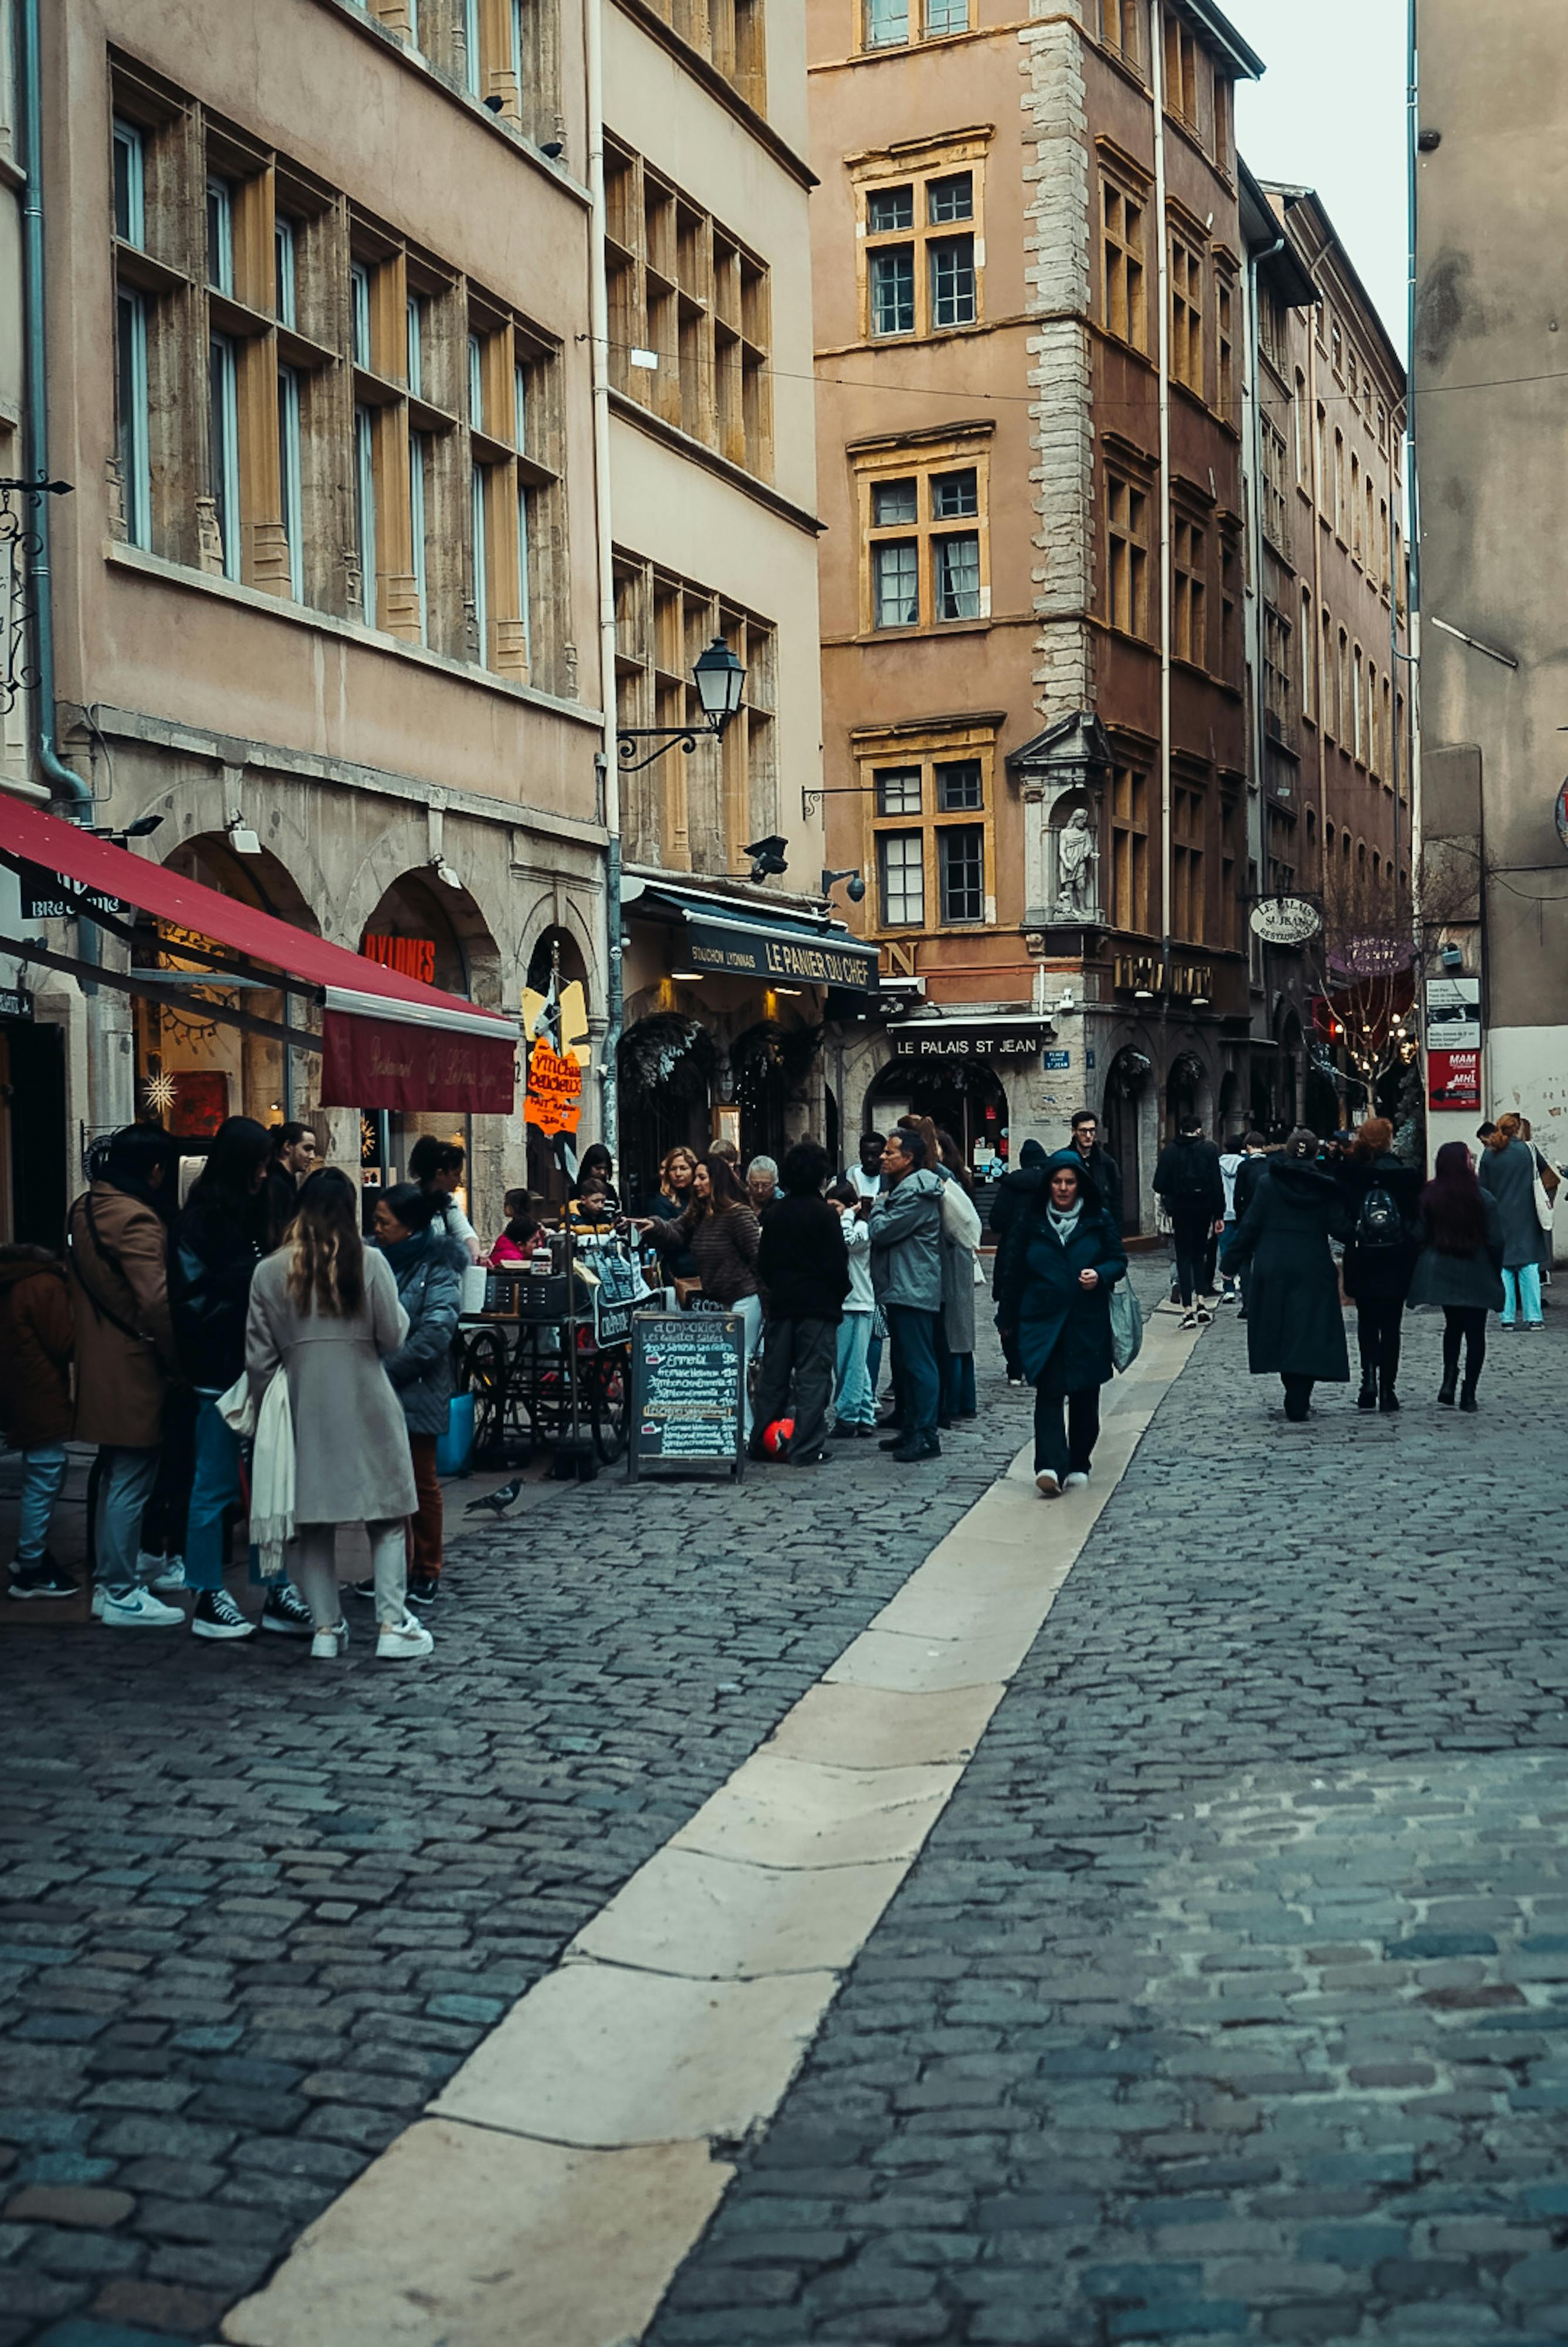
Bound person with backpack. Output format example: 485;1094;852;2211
1153;1116;1226;1328
1222;1127;1351;1422
994;1152;1126;1498
1339;1117;1422;1411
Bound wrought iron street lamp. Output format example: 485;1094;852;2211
617;637;746;772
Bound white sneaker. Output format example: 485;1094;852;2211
99;1584;183;1629
311;1619;350;1661
91;1583;105;1620
146;1554;187;1595
1195;1307;1214;1325
376;1612;434;1659
1035;1469;1061;1499
1180;1311;1200;1331
1064;1470;1090;1491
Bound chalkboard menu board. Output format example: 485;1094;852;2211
628;1310;746;1482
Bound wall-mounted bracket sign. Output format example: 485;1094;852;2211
1249;895;1323;946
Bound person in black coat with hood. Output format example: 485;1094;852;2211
988;1138;1048;1382
752;1141;851;1465
1153;1118;1227;1325
995;1152;1127;1498
1224;1127;1351;1419
1337;1115;1422;1412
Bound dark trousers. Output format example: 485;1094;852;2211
946;1352;977;1418
1170;1206;1213;1307
1282;1374;1315;1421
1357;1295;1405;1386
755;1315;838;1455
1442;1305;1488;1390
407;1433;443;1579
934;1320;953;1426
1034;1384;1100;1480
885;1305;940;1443
141;1385;197;1558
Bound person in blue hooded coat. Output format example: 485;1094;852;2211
994;1151;1127;1499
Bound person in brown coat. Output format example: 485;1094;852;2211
66;1125;185;1628
0;1246;76;1599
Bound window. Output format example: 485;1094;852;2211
1261;418;1289;555
1102;174;1147;350
925;0;969;29
274;217;296;329
1320;607;1334;737
1266;806;1296;898
1350;450;1362;560
409;430;429;644
1163;9;1199;126
407;296;424;396
859;145;985;341
1301;585;1315;722
1216;272;1235;424
936;759;983;810
1169;233;1203;394
116;287;151;549
879;832;925;925
1337;628;1350;744
866;0;908;41
277;366;303;600
1105;469;1150;638
354;403;377;625
1100;0;1142;66
1366;659;1379;776
205;176;233;294
1295;371;1310;485
1258;282;1286;372
208;336;240;580
113;119;145;245
1110;764;1150;934
469;461;487;659
1172;512;1207;667
858;438;991;633
604;137;773;478
463;0;482;93
351;263;372;369
1332;430;1345;536
877;768;923;815
1171;783;1205;942
1220;533;1239;676
862;0;967;48
1263;604;1291;735
939;826;985;922
1213;74;1232;170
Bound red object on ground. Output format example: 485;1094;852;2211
763;1418;794;1457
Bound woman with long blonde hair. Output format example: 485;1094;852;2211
1477;1111;1545;1329
245;1167;429;1661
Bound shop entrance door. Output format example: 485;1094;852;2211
1;1020;66;1247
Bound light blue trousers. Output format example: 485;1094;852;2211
1501;1264;1543;1325
833;1313;875;1426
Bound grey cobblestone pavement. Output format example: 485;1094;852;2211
0;1345;1029;2347
645;1300;1568;2347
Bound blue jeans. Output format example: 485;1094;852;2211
946;1352;977;1418
15;1445;68;1563
866;1333;883;1406
1502;1264;1543;1325
885;1305;940;1443
833;1314;875;1426
185;1393;278;1589
96;1446;162;1592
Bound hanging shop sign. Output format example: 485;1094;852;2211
1425;973;1482;1112
682;914;880;994
320;1012;517;1116
18;864;126;922
524;1036;585;1137
363;934;438;985
1249;894;1322;946
892;1024;1054;1061
0;985;33;1021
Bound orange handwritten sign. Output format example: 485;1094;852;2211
526;1037;584;1137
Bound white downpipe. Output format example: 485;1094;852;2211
1150;3;1173;955
585;0;623;1155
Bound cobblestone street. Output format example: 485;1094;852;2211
6;1284;1568;2347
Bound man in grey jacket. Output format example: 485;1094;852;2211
868;1128;944;1463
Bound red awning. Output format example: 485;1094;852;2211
0;796;519;1115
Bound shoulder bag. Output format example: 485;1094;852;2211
1110;1279;1144;1374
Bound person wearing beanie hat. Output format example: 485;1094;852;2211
1223;1128;1351;1421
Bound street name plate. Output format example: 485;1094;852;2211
628;1310;746;1482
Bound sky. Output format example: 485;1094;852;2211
1220;0;1410;356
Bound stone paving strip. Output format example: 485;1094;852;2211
221;1321;1201;2347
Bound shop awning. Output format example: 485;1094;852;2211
634;882;880;996
0;796;519;1114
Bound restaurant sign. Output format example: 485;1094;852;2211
893;1025;1053;1060
19;863;126;922
320;1009;517;1115
683;915;879;994
524;1036;584;1137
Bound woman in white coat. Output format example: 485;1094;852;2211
245;1167;431;1661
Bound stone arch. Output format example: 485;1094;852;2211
1103;1043;1156;1236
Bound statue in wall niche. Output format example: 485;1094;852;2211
1052;805;1099;920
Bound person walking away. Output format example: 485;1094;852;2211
263;1121;319;1251
1478;1113;1544;1330
937;1128;981;1422
850;1132;885;1202
747;1156;780;1218
868;1129;945;1463
1222;1127;1350;1421
1339;1117;1421;1411
1066;1110;1125;1234
66;1126;184;1628
365;1184;463;1607
1154;1117;1227;1327
994;1153;1126;1498
488;1189;543;1267
245;1167;429;1660
1409;1141;1504;1410
989;1138;1048;1383
751;1143;850;1465
1217;1137;1245;1301
646;1148;699;1280
827;1179;876;1437
171;1116;314;1642
409;1135;482;1262
1;1244;76;1599
1230;1135;1269;1318
634;1154;763;1436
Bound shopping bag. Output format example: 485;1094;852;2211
436;1392;476;1476
1110;1280;1144;1374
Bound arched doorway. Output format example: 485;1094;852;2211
358;870;497;1206
617;1014;714;1209
864;1056;1008;1173
1165;1052;1207;1139
1103;1047;1152;1237
733;1021;822;1173
136;837;321;1141
1217;1069;1241;1144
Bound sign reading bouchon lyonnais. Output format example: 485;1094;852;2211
1249;895;1323;946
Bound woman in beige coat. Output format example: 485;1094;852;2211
245;1167;430;1662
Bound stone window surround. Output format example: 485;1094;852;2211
849;715;1000;942
851;424;993;641
846;126;992;351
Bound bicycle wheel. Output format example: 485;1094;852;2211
460;1325;512;1466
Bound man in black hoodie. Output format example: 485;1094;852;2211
988;1138;1048;1382
753;1141;851;1465
1153;1115;1226;1328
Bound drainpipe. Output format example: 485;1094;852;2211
1149;3;1173;964
1241;230;1284;1078
585;0;622;1161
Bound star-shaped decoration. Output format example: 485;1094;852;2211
141;1071;177;1116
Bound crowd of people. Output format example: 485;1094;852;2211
1;1100;1556;1624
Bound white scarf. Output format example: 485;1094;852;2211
1047;1201;1084;1245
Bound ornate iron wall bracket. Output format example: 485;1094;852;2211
617;724;715;773
0;475;73;721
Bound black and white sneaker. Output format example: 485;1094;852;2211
191;1588;255;1641
407;1575;441;1609
9;1554;79;1601
347;1577;377;1601
261;1584;314;1636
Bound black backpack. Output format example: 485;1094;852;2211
1356;1184;1403;1250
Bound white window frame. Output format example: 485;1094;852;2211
275;215;297;329
209;333;241;580
354;403;377;627
407;295;424;397
464;0;482;94
206;176;234;296
113;118;145;248
350;262;372;369
468;333;484;428
516;479;531;666
410;431;429;644
513;359;528;454
117;286;151;549
278;364;304;602
470;462;489;661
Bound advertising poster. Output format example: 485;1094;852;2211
1426;975;1481;1112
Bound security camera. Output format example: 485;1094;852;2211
1440;942;1465;972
